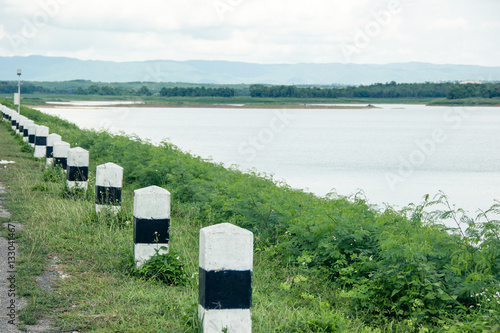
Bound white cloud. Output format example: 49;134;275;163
0;0;499;66
53;0;219;33
480;21;500;30
428;17;468;31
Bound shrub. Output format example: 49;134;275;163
128;248;189;286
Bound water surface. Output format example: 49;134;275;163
37;103;500;216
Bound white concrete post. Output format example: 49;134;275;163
16;115;26;136
0;106;7;121
95;162;123;213
10;112;18;132
33;125;49;158
15;116;23;135
198;223;253;333
133;186;171;267
4;107;13;123
6;107;13;122
66;147;89;190
45;134;62;167
18;116;27;138
53;141;71;171
22;119;34;142
27;124;37;147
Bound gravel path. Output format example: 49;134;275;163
0;183;23;332
0;183;54;332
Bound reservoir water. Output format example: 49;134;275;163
37;103;500;216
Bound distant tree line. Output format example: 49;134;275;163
159;86;235;97
446;83;500;99
75;85;152;96
250;82;500;99
2;80;499;100
0;81;52;94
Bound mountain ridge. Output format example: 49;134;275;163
1;55;499;85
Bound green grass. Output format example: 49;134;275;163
0;115;372;332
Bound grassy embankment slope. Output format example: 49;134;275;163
0;98;499;332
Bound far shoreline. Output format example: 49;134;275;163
15;95;500;109
32;101;500;109
34;102;382;110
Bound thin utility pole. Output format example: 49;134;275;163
17;69;21;114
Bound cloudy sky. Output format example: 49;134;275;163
0;0;499;66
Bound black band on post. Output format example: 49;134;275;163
54;157;67;170
67;166;89;181
95;186;122;205
35;137;47;145
28;135;35;144
199;268;252;310
46;146;54;158
133;218;170;244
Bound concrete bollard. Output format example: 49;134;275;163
133;185;171;267
3;108;12;123
15;115;22;134
17;115;27;136
33;125;49;158
11;112;18;132
45;134;62;167
95;162;123;213
66;147;89;190
4;107;12;122
22;119;34;143
27;124;37;147
18;116;27;137
198;223;253;333
53;141;71;170
0;106;6;121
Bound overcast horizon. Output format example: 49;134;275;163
1;0;499;67
5;55;500;68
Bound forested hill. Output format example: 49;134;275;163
1;55;500;84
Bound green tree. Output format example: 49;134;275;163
138;86;152;96
87;85;100;95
